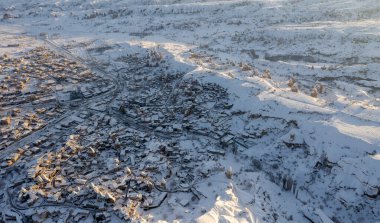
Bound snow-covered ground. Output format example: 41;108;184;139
1;0;379;222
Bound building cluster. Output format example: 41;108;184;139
112;53;235;141
0;109;49;149
0;46;111;151
0;47;100;107
5;118;231;222
1;47;250;222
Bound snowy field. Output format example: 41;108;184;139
1;0;379;222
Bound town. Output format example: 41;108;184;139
1;1;379;222
1;34;258;222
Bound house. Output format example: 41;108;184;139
0;116;11;125
220;134;234;147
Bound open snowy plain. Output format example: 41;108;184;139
0;0;379;222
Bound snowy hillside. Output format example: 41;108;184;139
0;0;379;222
